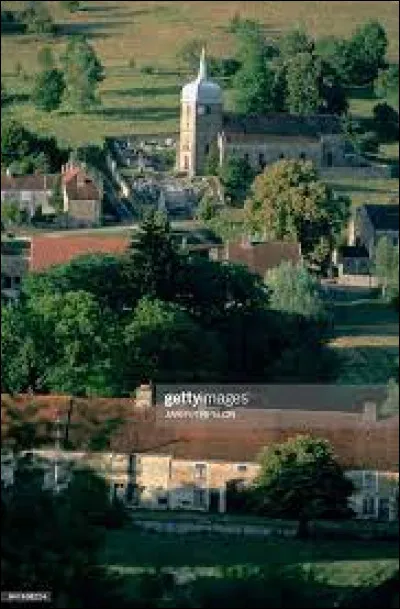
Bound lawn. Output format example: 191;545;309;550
330;294;399;384
102;525;399;602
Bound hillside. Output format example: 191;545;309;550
1;0;399;147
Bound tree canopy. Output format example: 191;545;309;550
245;159;350;271
253;435;354;536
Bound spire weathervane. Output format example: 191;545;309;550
198;46;207;80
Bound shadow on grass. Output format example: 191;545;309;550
329;183;396;194
347;85;377;101
103;85;181;98
97;106;179;122
58;21;123;37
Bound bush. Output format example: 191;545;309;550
355;131;380;155
373;102;399;141
128;57;136;69
140;64;156;75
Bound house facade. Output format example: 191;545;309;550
1;173;58;218
61;162;103;228
351;204;399;258
2;388;398;521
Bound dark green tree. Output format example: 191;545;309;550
32;68;65;112
219;155;255;206
373;102;399;142
373;236;399;304
123;296;224;387
126;211;181;302
286;52;321;115
279;28;314;57
253;435;354;537
374;64;399;104
204;140;220;176
348;20;388;85
1;119;32;166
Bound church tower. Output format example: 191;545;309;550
179;49;223;177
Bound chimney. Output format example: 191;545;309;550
363;401;377;423
135;384;153;409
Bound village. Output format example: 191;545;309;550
1;2;399;607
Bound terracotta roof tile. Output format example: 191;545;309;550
30;235;129;272
2;395;398;471
1;174;58;191
225;240;301;277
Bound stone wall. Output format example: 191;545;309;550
320;164;393;180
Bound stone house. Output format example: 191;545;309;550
212;238;301;278
350;204;399;258
1;173;58;218
61;162;103;228
178;50;360;177
332;245;379;288
2;387;398;520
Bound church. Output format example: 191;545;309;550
178;49;352;177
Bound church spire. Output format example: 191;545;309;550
198;47;207;81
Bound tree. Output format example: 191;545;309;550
373;236;399;304
1;119;32;167
347;21;388;85
219;155;255;206
245;160;350;269
266;261;329;325
373;102;399;142
37;45;55;71
315;36;354;85
62;36;104;111
196;192;219;223
233;35;276;114
123;297;224;387
204;140;220;176
32;68;65;112
253;435;354;537
176;39;204;73
1;80;9;107
22;1;56;35
279;29;314;57
374;64;399;104
378;378;399;420
126;210;182;302
318;62;348;115
1;201;24;227
285;52;321;115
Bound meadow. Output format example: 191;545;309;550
102;526;399;603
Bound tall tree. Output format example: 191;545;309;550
62;36;104;111
245;159;350;270
219;155;255;206
279;28;314;58
253;435;354;537
32;68;65;112
285;52;321;115
373;236;399;304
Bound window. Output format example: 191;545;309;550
237;464;247;472
184;156;189;171
279;153;285;159
194;463;207;480
326;151;333;167
363;471;377;492
158;496;168;506
13;276;21;286
259;153;266;169
244;153;249;163
1;274;12;290
299;152;306;160
362;496;376;516
193;488;207;508
378;498;390;521
205;105;211;115
205;143;210;155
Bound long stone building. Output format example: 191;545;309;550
178;49;361;177
2;387;398;520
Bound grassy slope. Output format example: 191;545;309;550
102;527;399;601
330;294;399;384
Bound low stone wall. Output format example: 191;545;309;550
132;519;298;537
321;164;393;180
337;274;380;288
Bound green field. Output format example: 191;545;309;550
330;293;399;384
102;526;399;603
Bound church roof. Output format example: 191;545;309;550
181;48;222;105
222;113;342;137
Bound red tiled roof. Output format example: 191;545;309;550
30;235;129;272
1;174;58;192
2;395;398;471
62;168;100;201
224;240;301;278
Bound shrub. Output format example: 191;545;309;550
140;64;156;75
